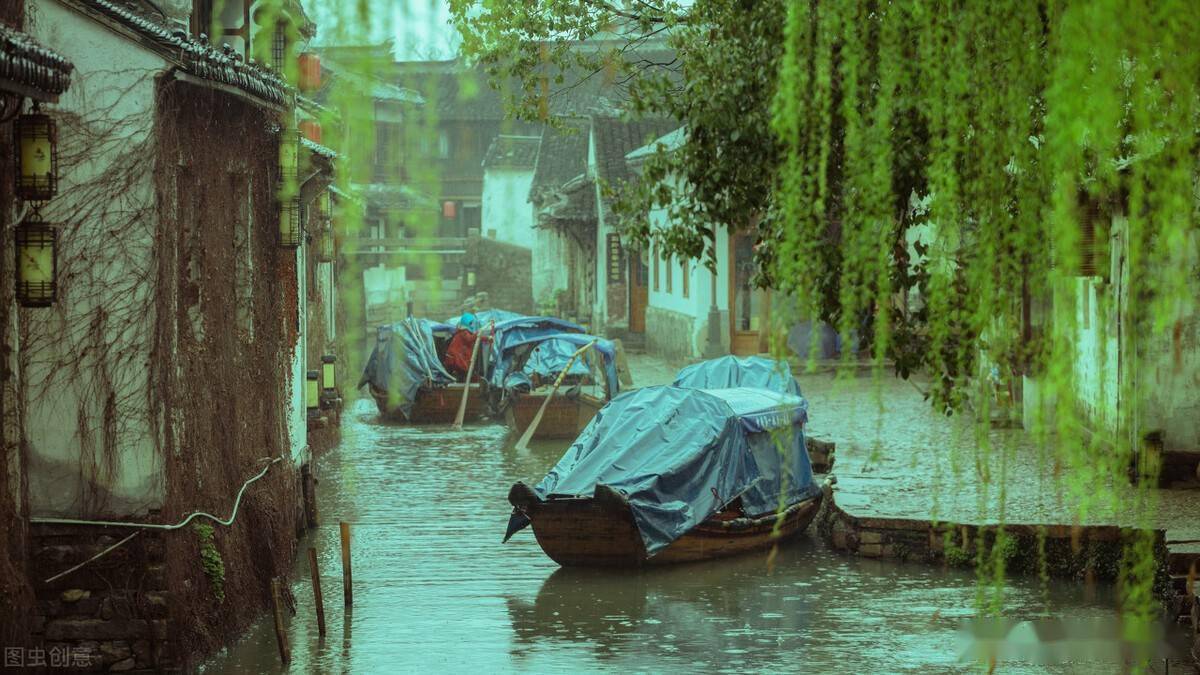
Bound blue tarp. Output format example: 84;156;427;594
486;317;584;388
492;331;619;400
506;386;820;556
444;308;525;329
358;318;456;418
524;338;592;380
673;355;801;397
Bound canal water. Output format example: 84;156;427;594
203;399;1187;674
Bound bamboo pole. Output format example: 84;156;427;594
513;339;597;451
270;577;291;664
340;521;353;607
307;547;326;637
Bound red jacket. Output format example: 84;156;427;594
443;329;490;379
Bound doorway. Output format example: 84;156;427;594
628;251;648;334
729;233;768;355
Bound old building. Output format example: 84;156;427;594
314;46;433;336
1030;210;1200;486
2;0;337;668
587;115;678;346
530;120;594;322
623;126;778;360
0;7;74;654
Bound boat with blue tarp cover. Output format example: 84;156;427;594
673;355;801;396
359;313;586;423
504;386;824;566
490;329;621;440
358;318;475;422
480;317;619;439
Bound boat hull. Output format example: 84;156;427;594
515;489;823;567
371;383;486;424
504;392;605;440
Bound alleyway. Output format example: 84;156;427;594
202;359;1194;673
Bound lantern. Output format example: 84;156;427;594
465;265;477;289
14;217;57;307
298;52;321;93
299;119;322;144
306;370;320;411
321;354;336;392
442;200;456;219
14;110;58;202
280;197;301;248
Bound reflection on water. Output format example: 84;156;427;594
201;400;1186;674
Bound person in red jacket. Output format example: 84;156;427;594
443;313;490;381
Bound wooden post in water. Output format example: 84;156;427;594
308;547;326;637
302;464;319;528
270;577;291;664
340;521;353;607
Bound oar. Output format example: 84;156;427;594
513;339;597;451
451;320;494;429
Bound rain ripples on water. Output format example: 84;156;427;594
202;400;1185;674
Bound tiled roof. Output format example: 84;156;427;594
0;23;73;101
71;0;290;107
530;120;589;201
483;135;541;170
626;126;685;162
302;136;339;161
538;176;596;226
592;115;679;192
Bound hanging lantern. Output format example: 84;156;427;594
14;217;57;307
321;354;336;392
299;119;322;144
465;264;477;289
298;52;321;93
14;109;58;202
306;370;320;411
442;200;457;219
280;197;301;248
315;222;334;263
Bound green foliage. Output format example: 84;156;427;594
942;533;971;568
194;522;225;603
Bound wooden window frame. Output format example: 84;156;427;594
652;243;660;292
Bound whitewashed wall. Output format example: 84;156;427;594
25;0;167;516
481;168;534;248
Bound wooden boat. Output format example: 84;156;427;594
504;390;606;440
508;483;822;567
370;382;486;424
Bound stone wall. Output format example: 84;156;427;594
645;306;697;361
467;236;533;314
819;491;1167;584
29;525;176;672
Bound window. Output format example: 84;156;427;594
664;252;672;294
652;243;660;291
438;131;450;159
681;259;689;298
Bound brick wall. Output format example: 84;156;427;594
29;525;176;673
467;235;533;314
